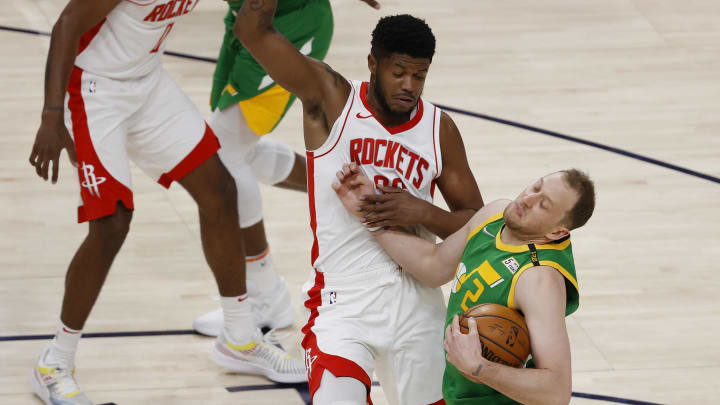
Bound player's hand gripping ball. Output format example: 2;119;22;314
459;303;531;368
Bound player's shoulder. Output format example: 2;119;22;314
514;265;567;311
306;59;352;104
438;110;457;133
520;265;567;286
465;199;511;231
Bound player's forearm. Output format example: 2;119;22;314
374;230;453;287
374;217;471;287
231;0;332;109
421;204;476;239
469;361;571;405
42;16;82;117
233;0;278;43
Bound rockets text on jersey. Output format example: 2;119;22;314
74;0;200;79
306;80;442;274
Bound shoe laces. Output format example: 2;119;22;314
46;364;81;395
254;329;305;375
262;327;292;346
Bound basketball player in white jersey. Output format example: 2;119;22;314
234;3;484;404
27;1;305;404
192;0;382;339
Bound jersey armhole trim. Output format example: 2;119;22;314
506;261;579;310
311;79;356;159
432;105;443;180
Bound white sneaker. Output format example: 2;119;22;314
31;346;92;405
193;277;296;336
211;329;307;383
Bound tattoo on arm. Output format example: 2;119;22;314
258;9;274;31
248;0;265;11
471;363;483;377
322;62;340;88
238;0;275;32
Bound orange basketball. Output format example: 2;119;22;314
458;303;531;368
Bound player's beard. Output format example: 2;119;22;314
372;76;416;117
503;204;521;231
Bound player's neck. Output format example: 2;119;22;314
500;226;549;246
366;83;413;128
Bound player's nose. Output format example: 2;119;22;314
400;76;414;93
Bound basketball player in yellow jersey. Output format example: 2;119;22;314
333;163;596;404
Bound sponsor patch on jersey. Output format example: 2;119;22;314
328;291;337;305
89;81;97;94
502;257;520;274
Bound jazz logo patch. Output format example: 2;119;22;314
329;291;337;305
502;257;520;274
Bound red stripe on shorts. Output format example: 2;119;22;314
301;269;373;404
68;66;134;223
157;124;220;188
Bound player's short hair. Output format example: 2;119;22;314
371;14;436;62
561;169;596;230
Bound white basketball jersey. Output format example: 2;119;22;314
307;80;443;274
74;0;199;79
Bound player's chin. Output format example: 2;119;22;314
389;105;415;115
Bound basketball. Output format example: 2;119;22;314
459;303;531;368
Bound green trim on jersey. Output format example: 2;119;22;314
442;211;579;405
210;0;333;133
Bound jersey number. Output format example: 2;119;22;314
458;260;504;311
373;175;407;190
461;279;485;311
150;23;174;53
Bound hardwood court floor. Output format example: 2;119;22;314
1;0;719;404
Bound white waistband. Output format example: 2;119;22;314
315;261;400;287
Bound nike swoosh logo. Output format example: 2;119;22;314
356;112;373;119
482;226;495;238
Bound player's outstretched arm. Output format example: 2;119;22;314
333;163;505;287
444;267;572;405
360;112;484;239
233;0;356;147
29;0;123;183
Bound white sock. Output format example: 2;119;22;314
46;320;82;368
246;247;279;293
221;294;255;345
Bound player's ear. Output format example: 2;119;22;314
368;54;377;75
545;226;570;241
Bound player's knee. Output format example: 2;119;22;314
248;138;295;185
201;173;238;221
88;204;133;247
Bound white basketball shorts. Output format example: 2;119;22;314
301;264;447;405
64;66;219;222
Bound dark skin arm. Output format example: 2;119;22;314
233;0;379;150
235;0;484;239
361;112;484;238
29;0;123;183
